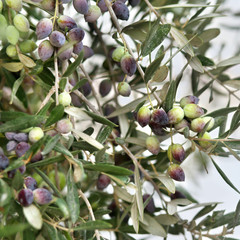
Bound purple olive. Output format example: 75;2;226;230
137;106;151;127
38;40;54;61
67;27;85;43
57;15;77;31
36;18;53;40
112;1;129;21
97;174;111;190
15;142;30;157
33;188;52;205
49;31;66;47
24;176;38;191
168;164;185;182
120;54;137;76
18;189;34;207
0;154;9;170
73;0;89;14
143;194;155;214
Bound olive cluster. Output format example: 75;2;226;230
0;1;37;58
137;95;215;182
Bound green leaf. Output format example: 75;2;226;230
218;56;240;67
0;224;29;237
0;115;45;133
197;55;215;66
189;56;204;73
207;107;238;118
131;196;139;233
67;168;80;224
73;220;112;231
162;80;176;112
140;214;167;237
84;110;118;128
10;74;25;104
59;78;67;92
72;141;98;153
23;205;43;230
170;27;194;56
12;170;24;190
0;111;27;122
71;78;88;92
193;204;217;220
63;51;84;77
211;158;240;194
54;142;73;158
0;179;12;207
2;69;28;108
83;163;133;176
229;106;240;134
45;104;65;127
42;134;60;155
145;54;165;82
38;67;54;86
37;100;53;116
141;22;171;57
27;150;82;168
96;126;113;144
122;20;151;42
152;65;169;82
198;28;220;43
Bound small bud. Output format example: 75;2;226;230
29;127;44;143
167;164;185;182
180;95;199;108
117;82;131;97
184;104;204;119
167;107;184;124
137;106;151;127
167;144;185;163
146;136;160;155
59;92;72;106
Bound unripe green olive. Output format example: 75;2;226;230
29;127;44;143
19;40;37;53
117;82;131;97
0;1;3;12
202;116;214;131
146;136;160;155
137;106;151;127
6;0;22;12
184;104;204;119
13;14;30;33
167;107;184;124
112;47;125;62
59;92;72;106
6;45;17;58
199;132;212;149
6;25;20;45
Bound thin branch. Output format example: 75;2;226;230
78;189;101;240
79;64;103;114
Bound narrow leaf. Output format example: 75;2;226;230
67;168;80;224
73;220;112;230
141;22;171;56
211;158;240;194
63;51;84;77
10;74;25;104
23;205;43;230
45;104;65;127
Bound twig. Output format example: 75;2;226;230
36;86;55;114
78;189;101;240
79;64;103;114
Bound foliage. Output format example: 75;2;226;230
0;0;240;239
